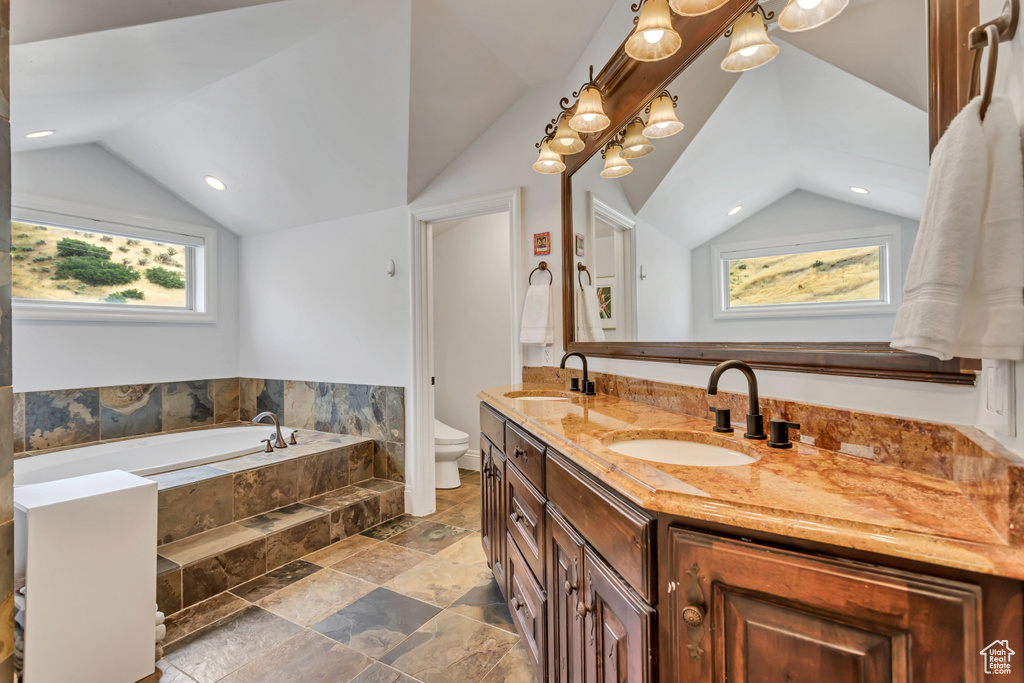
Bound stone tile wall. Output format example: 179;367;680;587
0;1;13;676
13;377;406;483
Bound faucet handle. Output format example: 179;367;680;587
708;407;733;434
767;420;800;449
261;438;274;453
744;413;767;441
289;430;298;445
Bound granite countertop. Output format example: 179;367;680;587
480;383;1024;580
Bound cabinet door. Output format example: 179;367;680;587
482;443;507;595
548;506;585;683
665;527;985;683
480;435;493;568
581;546;655;683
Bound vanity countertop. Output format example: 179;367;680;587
480;383;1024;580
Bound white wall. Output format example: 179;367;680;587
237;206;411;388
689;190;918;342
636;217;691;342
11;144;240;391
432;212;512;456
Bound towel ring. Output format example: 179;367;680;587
968;25;1001;120
529;261;552;286
577;262;592;287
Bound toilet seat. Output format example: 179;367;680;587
434;420;469;445
434;419;469;489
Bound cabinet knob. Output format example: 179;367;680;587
576;601;591;618
682;605;704;628
564;580;578;596
513;447;525;460
509;510;521;523
511;597;524;612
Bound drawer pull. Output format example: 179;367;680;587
564;580;578;596
576;601;592;618
511;597;524;612
682;605;704;628
513;447;526;461
510;510;521;523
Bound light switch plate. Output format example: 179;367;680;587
981;359;1016;437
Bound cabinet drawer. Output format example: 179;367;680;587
507;460;546;584
546;451;654;602
508;534;547;682
505;422;546;493
480;403;506;453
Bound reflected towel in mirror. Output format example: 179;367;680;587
576;284;606;343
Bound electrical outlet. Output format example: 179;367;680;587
542;347;553;366
982;360;1017;437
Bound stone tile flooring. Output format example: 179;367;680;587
143;470;537;683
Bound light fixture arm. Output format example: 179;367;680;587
724;4;774;37
644;90;679;114
534;131;556;150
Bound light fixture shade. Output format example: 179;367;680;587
620;120;654;159
549;117;585;155
569;86;611;133
721;12;779;72
778;0;848;32
643;95;684;138
625;0;682;62
600;144;633;178
533;141;566;174
669;0;730;16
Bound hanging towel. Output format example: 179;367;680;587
520;283;553;346
891;96;1024;360
577;284;606;342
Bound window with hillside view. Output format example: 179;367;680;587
11;221;192;308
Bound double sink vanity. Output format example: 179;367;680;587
477;362;1024;682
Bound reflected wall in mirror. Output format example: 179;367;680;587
570;0;929;344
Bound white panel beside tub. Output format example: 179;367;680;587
15;470;157;683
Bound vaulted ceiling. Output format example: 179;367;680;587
12;0;617;235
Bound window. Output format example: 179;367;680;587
711;226;901;319
12;200;216;322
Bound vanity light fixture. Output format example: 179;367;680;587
850;186;869;194
533;138;566;174
778;0;849;32
548;114;586;155
620;117;655;159
204;175;227;190
728;205;743;216
26;130;55;138
643;91;684;138
600;141;633;178
721;7;779;72
669;0;730;16
625;0;682;62
567;67;611;134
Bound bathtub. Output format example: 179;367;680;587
14;425;296;487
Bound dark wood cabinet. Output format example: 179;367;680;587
480;437;507;595
665;526;986;683
507;460;546;583
581;546;655;683
547;506;585;683
509;535;548;681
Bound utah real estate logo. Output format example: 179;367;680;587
980;640;1015;675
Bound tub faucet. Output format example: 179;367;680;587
706;360;766;440
253;411;288;449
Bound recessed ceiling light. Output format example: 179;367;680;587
205;176;226;191
727;205;743;216
26;130;55;138
850;186;869;194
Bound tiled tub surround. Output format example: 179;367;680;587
149;428;406;615
486;378;1024;580
13;377;406;482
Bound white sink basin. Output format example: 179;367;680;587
515;396;569;402
607;438;757;467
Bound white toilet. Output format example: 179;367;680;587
434;419;469;489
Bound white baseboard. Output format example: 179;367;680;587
457;448;481;471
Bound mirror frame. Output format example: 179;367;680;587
561;0;981;385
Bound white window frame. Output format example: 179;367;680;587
711;225;901;320
11;195;218;323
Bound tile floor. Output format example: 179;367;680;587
144;469;538;683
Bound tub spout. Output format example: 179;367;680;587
253;412;288;449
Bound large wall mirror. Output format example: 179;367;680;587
561;0;981;384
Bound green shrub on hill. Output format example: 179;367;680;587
55;256;140;286
56;238;112;260
145;267;185;289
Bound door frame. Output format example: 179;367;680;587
408;188;524;516
588;193;637;341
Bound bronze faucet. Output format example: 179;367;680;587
253;411;288;449
706;360;766;440
560;352;594;395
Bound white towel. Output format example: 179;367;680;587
892;96;1024;360
520;283;553;346
576;285;606;342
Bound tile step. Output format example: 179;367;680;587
157;478;405;615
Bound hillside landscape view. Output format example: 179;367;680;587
11;221;189;307
728;245;882;307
